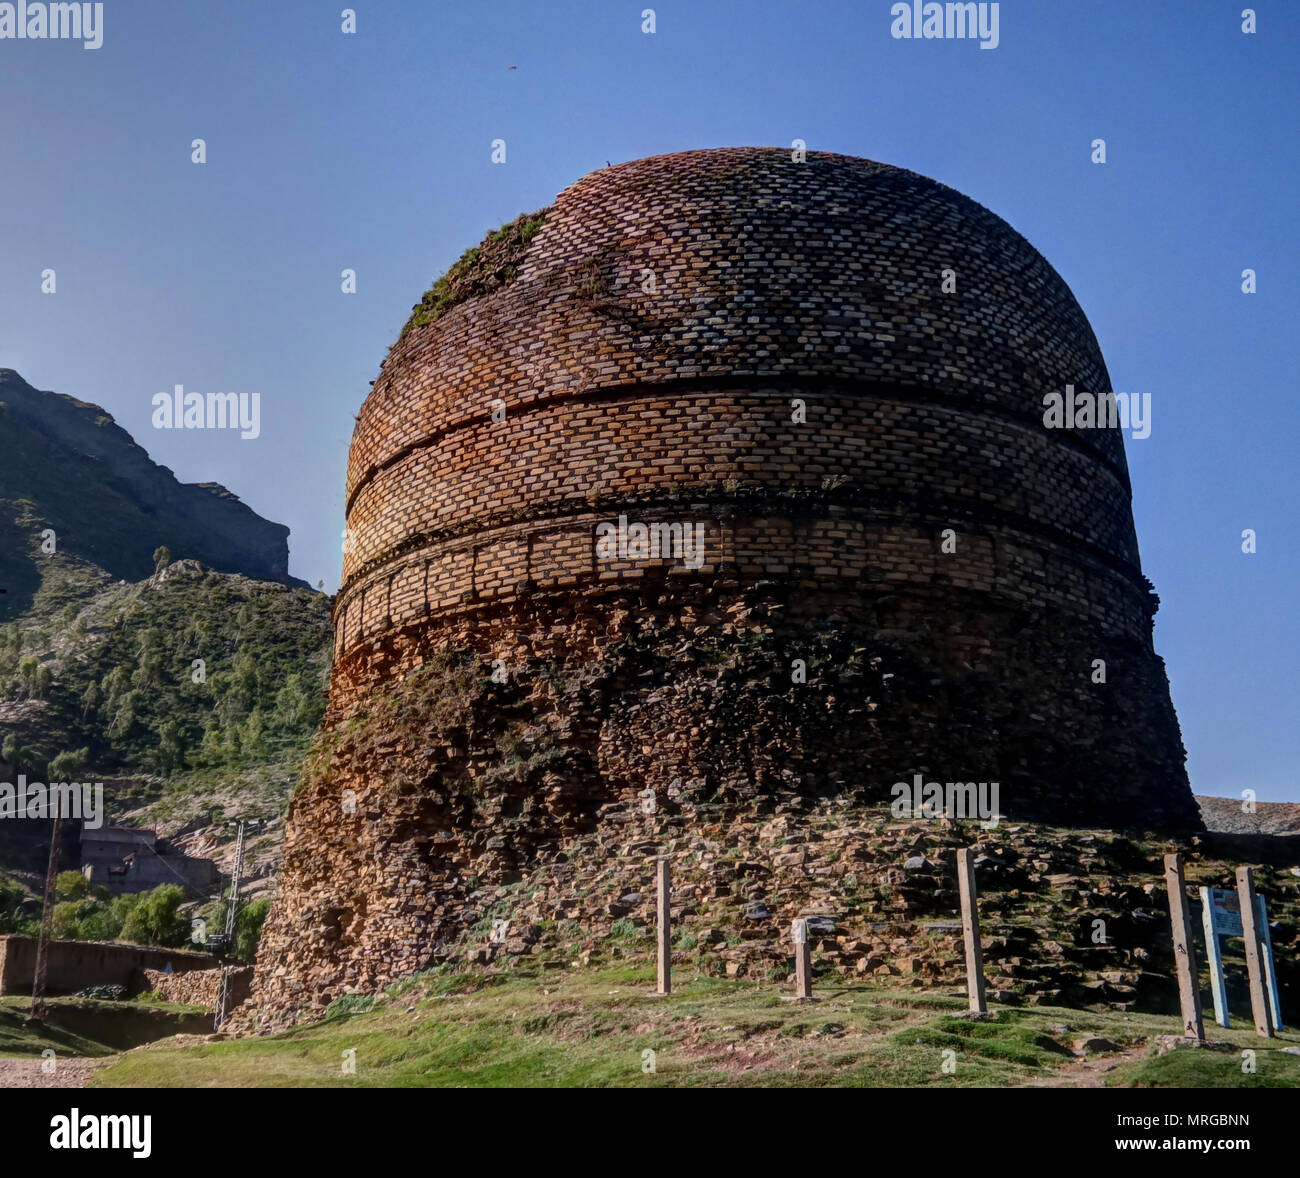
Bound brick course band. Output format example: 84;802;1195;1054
334;372;1150;662
341;382;1138;572
333;507;1152;664
344;375;1134;519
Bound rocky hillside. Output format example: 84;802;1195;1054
0;556;332;890
1198;795;1300;836
0;368;304;620
0;370;332;901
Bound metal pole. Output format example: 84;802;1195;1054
223;821;246;942
1199;887;1229;1028
1255;895;1283;1032
214;820;249;1030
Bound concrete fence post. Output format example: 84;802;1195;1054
1236;867;1274;1039
656;857;671;996
956;847;987;1014
793;918;811;1000
1163;853;1205;1041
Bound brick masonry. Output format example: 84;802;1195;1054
246;149;1200;1026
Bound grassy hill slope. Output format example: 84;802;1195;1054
87;966;1300;1088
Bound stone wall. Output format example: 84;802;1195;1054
240;788;1300;1034
0;935;217;996
140;965;252;1010
248;579;1195;1025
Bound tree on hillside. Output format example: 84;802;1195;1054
121;884;189;947
272;672;323;734
48;747;90;781
15;655;52;700
49;884;125;942
152;545;171;574
100;665;130;707
51;899;85;940
1;732;44;775
241;708;268;760
0;875;37;935
154;718;187;775
228;652;261;715
75;901;124;942
199;721;222;764
209;896;273;962
272;673;307;731
132;628;164;689
106;688;140;740
55;870;89;901
235;897;272;961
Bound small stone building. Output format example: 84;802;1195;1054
80;825;218;896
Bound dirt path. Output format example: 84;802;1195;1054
0;1056;107;1088
1029;1042;1149;1088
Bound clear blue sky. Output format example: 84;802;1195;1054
1;1;1295;800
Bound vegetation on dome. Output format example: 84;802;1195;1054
401;209;550;337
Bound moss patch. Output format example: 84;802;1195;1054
402;209;550;337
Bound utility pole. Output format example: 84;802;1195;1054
29;813;64;1021
224;820;248;945
214;819;254;1031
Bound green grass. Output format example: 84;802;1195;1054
0;998;113;1058
1107;1040;1300;1088
0;995;208;1058
84;968;1300;1089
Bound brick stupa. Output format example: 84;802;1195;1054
249;149;1198;1024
